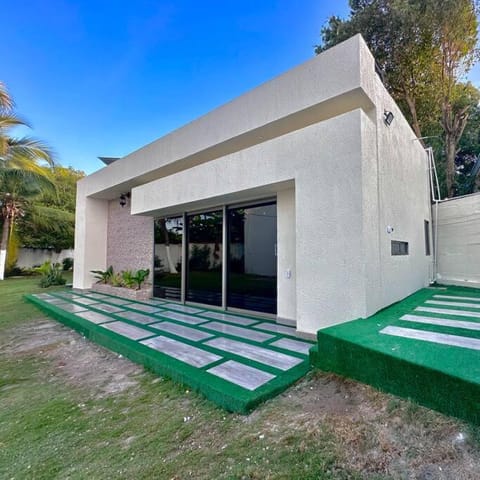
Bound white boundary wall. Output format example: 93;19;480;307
436;193;480;286
17;248;74;269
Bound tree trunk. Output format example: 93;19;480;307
0;214;11;281
160;219;177;274
442;103;470;198
445;133;457;197
404;92;423;139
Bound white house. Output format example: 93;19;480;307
74;35;433;337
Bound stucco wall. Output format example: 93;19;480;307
363;76;432;315
105;199;154;275
436;193;480;286
131;111;366;334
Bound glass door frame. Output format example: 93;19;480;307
156;196;277;318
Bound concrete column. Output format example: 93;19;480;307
277;188;296;323
73;183;109;289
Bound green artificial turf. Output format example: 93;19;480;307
311;286;480;424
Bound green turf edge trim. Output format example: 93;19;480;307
311;331;480;425
26;295;310;414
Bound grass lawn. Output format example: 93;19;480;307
2;276;480;479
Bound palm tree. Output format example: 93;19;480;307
0;82;55;279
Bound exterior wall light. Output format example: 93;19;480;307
119;192;130;207
384;110;394;126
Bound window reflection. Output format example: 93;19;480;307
153;216;183;300
228;203;277;314
186;210;223;306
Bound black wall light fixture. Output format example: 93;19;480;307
384;110;394;126
119;192;130;207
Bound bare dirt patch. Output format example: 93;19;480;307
1;319;142;399
270;372;480;480
2;318;480;479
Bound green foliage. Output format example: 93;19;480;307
316;0;480;197
16;166;84;250
189;245;211;271
110;272;124;287
121;270;136;289
90;265;114;284
35;261;66;288
62;257;74;271
91;266;150;290
132;268;150;290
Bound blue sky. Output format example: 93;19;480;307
2;1;479;174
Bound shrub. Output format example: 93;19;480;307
91;265;113;284
132;269;150;290
62;257;74;271
35;261;67;288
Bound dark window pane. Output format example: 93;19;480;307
154;216;183;300
391;240;409;256
227;202;277;314
186;210;223;306
424;220;431;256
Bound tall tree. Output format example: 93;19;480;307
0;82;55;279
316;0;479;197
17;166;84;251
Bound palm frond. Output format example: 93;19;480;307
0;167;56;197
0;82;13;112
0;113;29;130
2;136;55;167
29;204;75;231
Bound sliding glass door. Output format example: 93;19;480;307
154;201;277;315
186;210;223;306
227;202;277;314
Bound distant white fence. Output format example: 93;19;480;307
16;248;75;269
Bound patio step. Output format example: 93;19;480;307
310;286;480;424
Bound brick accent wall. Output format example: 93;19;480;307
106;198;153;275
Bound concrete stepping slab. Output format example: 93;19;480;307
101;321;154;340
434;294;480;302
72;297;100;306
380;325;480;351
127;303;163;313
76;310;113;324
142;299;167;306
400;314;480;331
426;300;480;309
92;303;126;314
141;336;222;367
207;360;275;391
162;303;204;314
150;321;213;341
115;311;158;324
270;338;312;355
201;322;274;342
44;297;70;304
204;337;303;371
198;311;257;326
254;322;297;335
55;303;89;313
54;292;75;297
155;311;208;325
85;293;110;300
99;297;133;306
32;293;54;299
416;306;480;319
